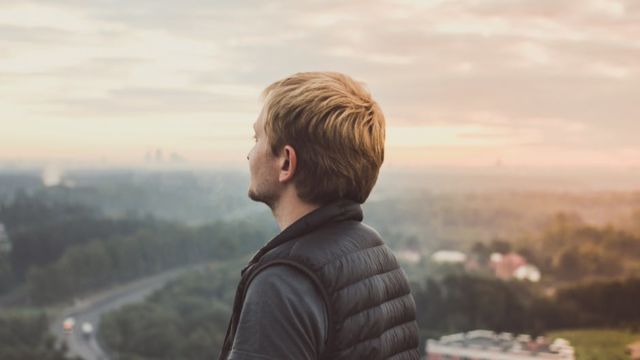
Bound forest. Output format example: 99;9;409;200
93;263;640;359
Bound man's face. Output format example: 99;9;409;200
247;106;282;209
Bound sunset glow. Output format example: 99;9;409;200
1;0;638;170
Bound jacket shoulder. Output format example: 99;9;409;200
286;221;387;266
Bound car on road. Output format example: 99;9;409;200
81;322;94;341
63;317;75;335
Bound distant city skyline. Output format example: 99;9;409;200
1;0;639;170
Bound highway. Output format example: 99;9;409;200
49;263;214;360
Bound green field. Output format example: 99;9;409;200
547;329;639;360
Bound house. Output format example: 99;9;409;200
627;340;640;360
514;264;541;282
490;252;541;282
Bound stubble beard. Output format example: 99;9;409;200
248;182;280;211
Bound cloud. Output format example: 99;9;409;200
1;0;639;166
0;24;71;43
53;87;256;116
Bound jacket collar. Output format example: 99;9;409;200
241;198;363;275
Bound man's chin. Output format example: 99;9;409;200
248;189;266;204
247;189;259;202
248;189;277;209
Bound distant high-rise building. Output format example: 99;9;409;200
144;148;186;165
170;152;186;163
155;148;164;162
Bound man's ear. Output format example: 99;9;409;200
279;145;297;183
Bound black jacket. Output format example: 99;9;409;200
219;199;420;359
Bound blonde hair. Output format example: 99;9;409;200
261;71;385;205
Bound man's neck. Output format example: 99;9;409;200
271;192;321;231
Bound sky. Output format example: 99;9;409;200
1;0;639;171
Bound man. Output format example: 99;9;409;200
219;72;420;360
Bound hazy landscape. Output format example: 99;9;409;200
0;166;638;359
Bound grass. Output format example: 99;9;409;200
547;329;639;360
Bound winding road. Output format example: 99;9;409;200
49;262;215;360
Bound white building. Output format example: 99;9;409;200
514;264;542;282
426;330;575;360
396;249;422;264
431;250;467;264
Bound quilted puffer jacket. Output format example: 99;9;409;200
219;199;420;360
